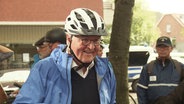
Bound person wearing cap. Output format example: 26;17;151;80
31;28;66;68
0;45;13;62
137;36;184;104
10;29;66;100
44;27;66;51
13;8;116;104
31;37;51;68
0;45;14;104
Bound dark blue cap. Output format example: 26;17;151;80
156;36;172;47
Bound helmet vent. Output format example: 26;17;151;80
80;23;88;30
71;24;77;29
75;12;84;22
101;23;104;29
67;17;71;21
84;9;97;30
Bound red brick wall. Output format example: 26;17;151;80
158;14;184;43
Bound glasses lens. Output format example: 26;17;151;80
81;39;90;46
94;40;101;46
74;36;101;46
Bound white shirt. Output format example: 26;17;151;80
71;61;94;78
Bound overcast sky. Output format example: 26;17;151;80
145;0;184;14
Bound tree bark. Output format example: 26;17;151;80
109;0;135;103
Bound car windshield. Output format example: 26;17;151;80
0;69;30;91
128;51;150;66
0;69;30;83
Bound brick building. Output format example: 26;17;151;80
157;14;184;52
0;0;103;69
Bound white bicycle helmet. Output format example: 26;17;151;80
64;8;107;36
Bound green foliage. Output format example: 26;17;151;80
104;0;159;46
102;25;111;44
131;0;159;46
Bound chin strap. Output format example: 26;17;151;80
74;62;91;71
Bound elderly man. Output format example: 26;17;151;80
13;8;116;104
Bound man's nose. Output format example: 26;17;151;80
87;41;95;49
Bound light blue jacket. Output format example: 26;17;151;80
13;45;116;104
31;54;41;68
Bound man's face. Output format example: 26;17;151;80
156;45;173;59
67;35;101;63
36;42;52;59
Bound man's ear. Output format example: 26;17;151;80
170;46;173;52
66;34;72;45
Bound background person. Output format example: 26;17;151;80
97;44;104;57
0;45;13;104
44;27;66;51
31;37;51;67
154;77;184;104
0;45;13;62
32;27;66;67
13;8;116;104
137;36;184;104
9;27;66;102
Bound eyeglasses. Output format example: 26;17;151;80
36;42;50;50
74;36;101;46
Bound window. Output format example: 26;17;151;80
166;24;171;33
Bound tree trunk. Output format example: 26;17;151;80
109;0;134;104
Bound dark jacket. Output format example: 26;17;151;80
154;78;184;104
137;58;184;104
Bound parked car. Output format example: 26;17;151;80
102;45;155;91
102;45;184;92
129;48;184;92
128;46;155;92
0;68;30;95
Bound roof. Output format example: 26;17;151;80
157;14;184;27
129;46;154;52
0;0;103;22
172;14;184;27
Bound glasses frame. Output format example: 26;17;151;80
74;36;101;46
36;42;51;50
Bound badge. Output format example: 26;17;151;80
149;76;157;81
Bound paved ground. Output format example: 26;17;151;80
129;91;138;104
129;82;138;104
